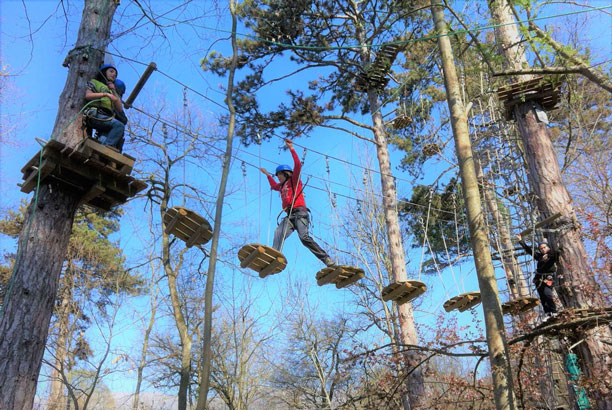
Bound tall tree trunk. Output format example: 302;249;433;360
48;285;73;410
195;1;239;408
431;1;517;409
0;3;116;408
475;159;529;298
347;3;425;406
161;201;192;410
132;269;159;410
489;1;612;407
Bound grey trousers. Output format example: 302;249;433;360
273;208;330;262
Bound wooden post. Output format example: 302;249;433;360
430;1;517;408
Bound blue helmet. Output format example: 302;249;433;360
99;64;117;74
115;79;126;96
275;164;292;175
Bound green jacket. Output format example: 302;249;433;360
88;79;117;113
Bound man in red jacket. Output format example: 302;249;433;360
260;138;335;267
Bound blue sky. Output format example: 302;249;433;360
2;0;611;398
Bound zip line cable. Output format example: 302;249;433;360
129;104;457;216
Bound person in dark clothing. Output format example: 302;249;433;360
259;138;335;267
517;234;558;315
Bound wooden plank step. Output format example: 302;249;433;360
382;280;427;304
392;115;412;129
79;138;135;175
443;292;481;313
519;212;562;237
502;297;540;315
163;207;213;248
237;243;287;278
315;265;364;289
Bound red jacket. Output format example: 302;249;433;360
267;147;306;211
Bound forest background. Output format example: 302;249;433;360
0;0;610;409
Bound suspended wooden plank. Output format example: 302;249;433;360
392;115;412;129
163;207;212;248
19;139;147;212
316;265;364;289
502;297;540;315
519;213;563;237
238;243;287;278
443;291;481;313
382;280;427;304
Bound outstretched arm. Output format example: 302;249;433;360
516;234;533;255
285;138;301;186
260;167;280;191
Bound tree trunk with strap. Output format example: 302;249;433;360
489;1;612;407
0;1;118;408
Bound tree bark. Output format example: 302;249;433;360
489;1;612;407
0;1;116;408
161;198;192;410
431;1;517;409
475;159;529;298
195;1;239;408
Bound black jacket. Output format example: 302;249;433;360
519;240;558;274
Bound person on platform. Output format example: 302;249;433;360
84;64;126;152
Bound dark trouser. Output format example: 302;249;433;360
534;273;557;314
88;112;125;152
273;208;330;262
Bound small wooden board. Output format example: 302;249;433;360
391;115;412;129
19;139;147;212
316;265;364;289
502;297;540;315
163;207;212;248
382;280;427;304
78;138;135;175
519;212;563;237
443;292;481;313
238;244;287;278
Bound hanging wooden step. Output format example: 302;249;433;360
163;207;212;248
390;115;412;129
19;139;147;212
315;265;364;289
238;244;287;278
496;76;561;120
443;292;481;313
502;297;540;315
519;212;563;237
382;280;427;304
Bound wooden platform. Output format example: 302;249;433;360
19;139;147;211
443;292;481;312
238;244;287;278
355;43;403;92
502;297;540;315
163;207;212;248
382;280;427;304
496;76;561;120
316;265;364;289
